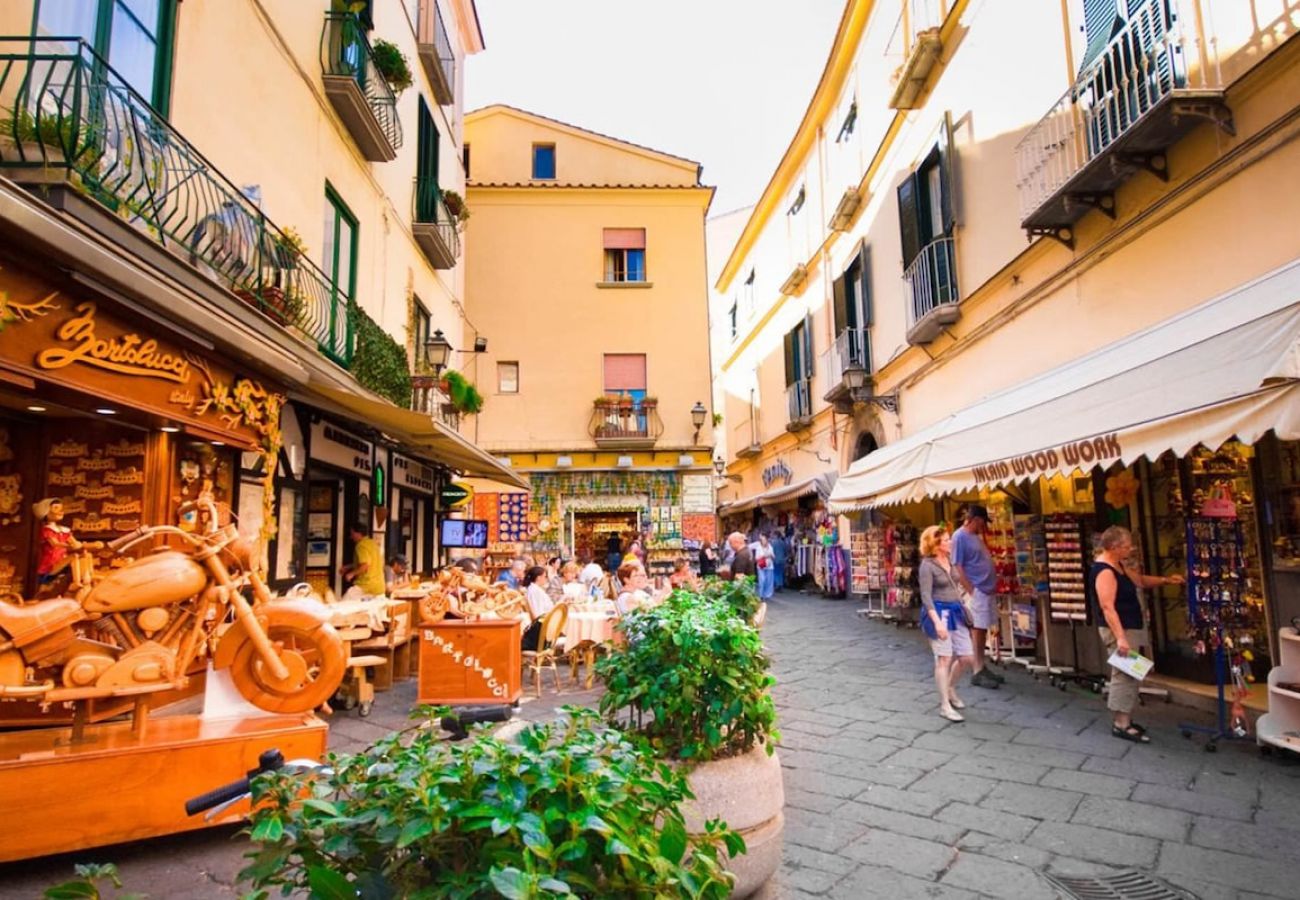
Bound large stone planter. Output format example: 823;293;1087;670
682;745;784;898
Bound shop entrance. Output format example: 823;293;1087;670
305;470;360;598
571;511;639;569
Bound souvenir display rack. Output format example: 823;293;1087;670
883;522;918;623
1013;515;1051;673
853;524;887;617
1043;513;1102;689
985;503;1030;666
1179;516;1252;750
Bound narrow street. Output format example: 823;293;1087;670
3;591;1299;898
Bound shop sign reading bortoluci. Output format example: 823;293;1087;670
36;302;191;382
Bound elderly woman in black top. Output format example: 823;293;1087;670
1090;525;1184;744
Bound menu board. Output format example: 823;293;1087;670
681;474;713;514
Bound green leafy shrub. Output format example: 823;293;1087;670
370;39;413;94
349;304;412;408
44;863;143;899
240;708;740;899
694;576;762;624
442;368;485;414
1;107;101;167
598;591;778;762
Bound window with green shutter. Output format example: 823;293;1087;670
415;96;441;222
34;0;178;114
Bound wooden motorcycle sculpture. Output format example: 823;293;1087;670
0;505;346;714
418;568;527;624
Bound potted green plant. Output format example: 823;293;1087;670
370;39;413;95
240;708;742;898
439;369;485;415
596;586;784;897
441;188;471;226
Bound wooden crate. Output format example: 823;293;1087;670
418;619;522;705
0;713;327;862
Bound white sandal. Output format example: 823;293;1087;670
939;705;965;722
948;694;966;710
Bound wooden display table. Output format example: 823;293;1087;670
418;618;522;705
0;712;327;862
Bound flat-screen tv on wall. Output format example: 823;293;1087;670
441;518;489;549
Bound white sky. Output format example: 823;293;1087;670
464;0;848;216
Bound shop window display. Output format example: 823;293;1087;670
1140;443;1268;682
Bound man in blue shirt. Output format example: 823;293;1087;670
496;558;525;590
951;505;1004;689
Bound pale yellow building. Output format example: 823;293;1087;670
0;0;522;596
713;0;1300;700
463;105;717;572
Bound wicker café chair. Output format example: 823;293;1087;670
522;604;569;698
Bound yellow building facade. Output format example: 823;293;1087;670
0;0;523;595
464;105;717;573
713;0;1300;697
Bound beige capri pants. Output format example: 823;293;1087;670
1099;626;1140;715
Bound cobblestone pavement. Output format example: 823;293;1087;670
755;591;1300;900
3;590;1299;898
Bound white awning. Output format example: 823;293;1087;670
721;473;838;515
302;381;530;491
829;257;1300;510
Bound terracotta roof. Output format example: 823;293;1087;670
465;103;703;173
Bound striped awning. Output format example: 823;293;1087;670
720;472;838;515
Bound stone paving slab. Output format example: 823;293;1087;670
5;590;1300;898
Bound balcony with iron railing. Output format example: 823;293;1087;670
0;38;353;366
903;236;959;346
416;0;456;106
411;373;461;430
1014;0;1231;244
321;11;403;162
412;178;461;269
821;327;872;410
589;396;663;449
785;377;813;432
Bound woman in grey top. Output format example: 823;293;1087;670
918;525;975;722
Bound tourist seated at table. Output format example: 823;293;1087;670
544;556;565;602
579;555;604;587
384;554;412;592
521;565;555;649
615;563;657;616
451;556;481;574
669;558;699;591
497;558;526;589
560;561;587;602
340;523;386;600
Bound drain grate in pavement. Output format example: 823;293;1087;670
1045;871;1199;900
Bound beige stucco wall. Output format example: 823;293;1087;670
712;0;1300;500
466;106;698;187
464;109;713;456
8;0;478;385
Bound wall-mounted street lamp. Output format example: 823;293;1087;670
425;329;452;376
691;401;708;445
713;455;741;483
842;364;900;414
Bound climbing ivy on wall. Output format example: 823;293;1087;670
349;303;412;409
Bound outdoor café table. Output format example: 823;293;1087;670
565;608;618;689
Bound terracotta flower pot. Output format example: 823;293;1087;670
681;744;785;898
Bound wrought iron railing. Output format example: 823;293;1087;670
589;396;663;443
823;326;870;391
411;373;461;429
417;0;456;103
1014;0;1218;221
786;378;812;423
320;11;403;151
413;176;461;260
0;38;354;365
903;236;958;326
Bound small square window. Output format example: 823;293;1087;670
497;361;519;393
604;248;646;283
532;143;556;180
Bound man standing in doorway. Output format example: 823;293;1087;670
952;505;1004;689
341;523;386;599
